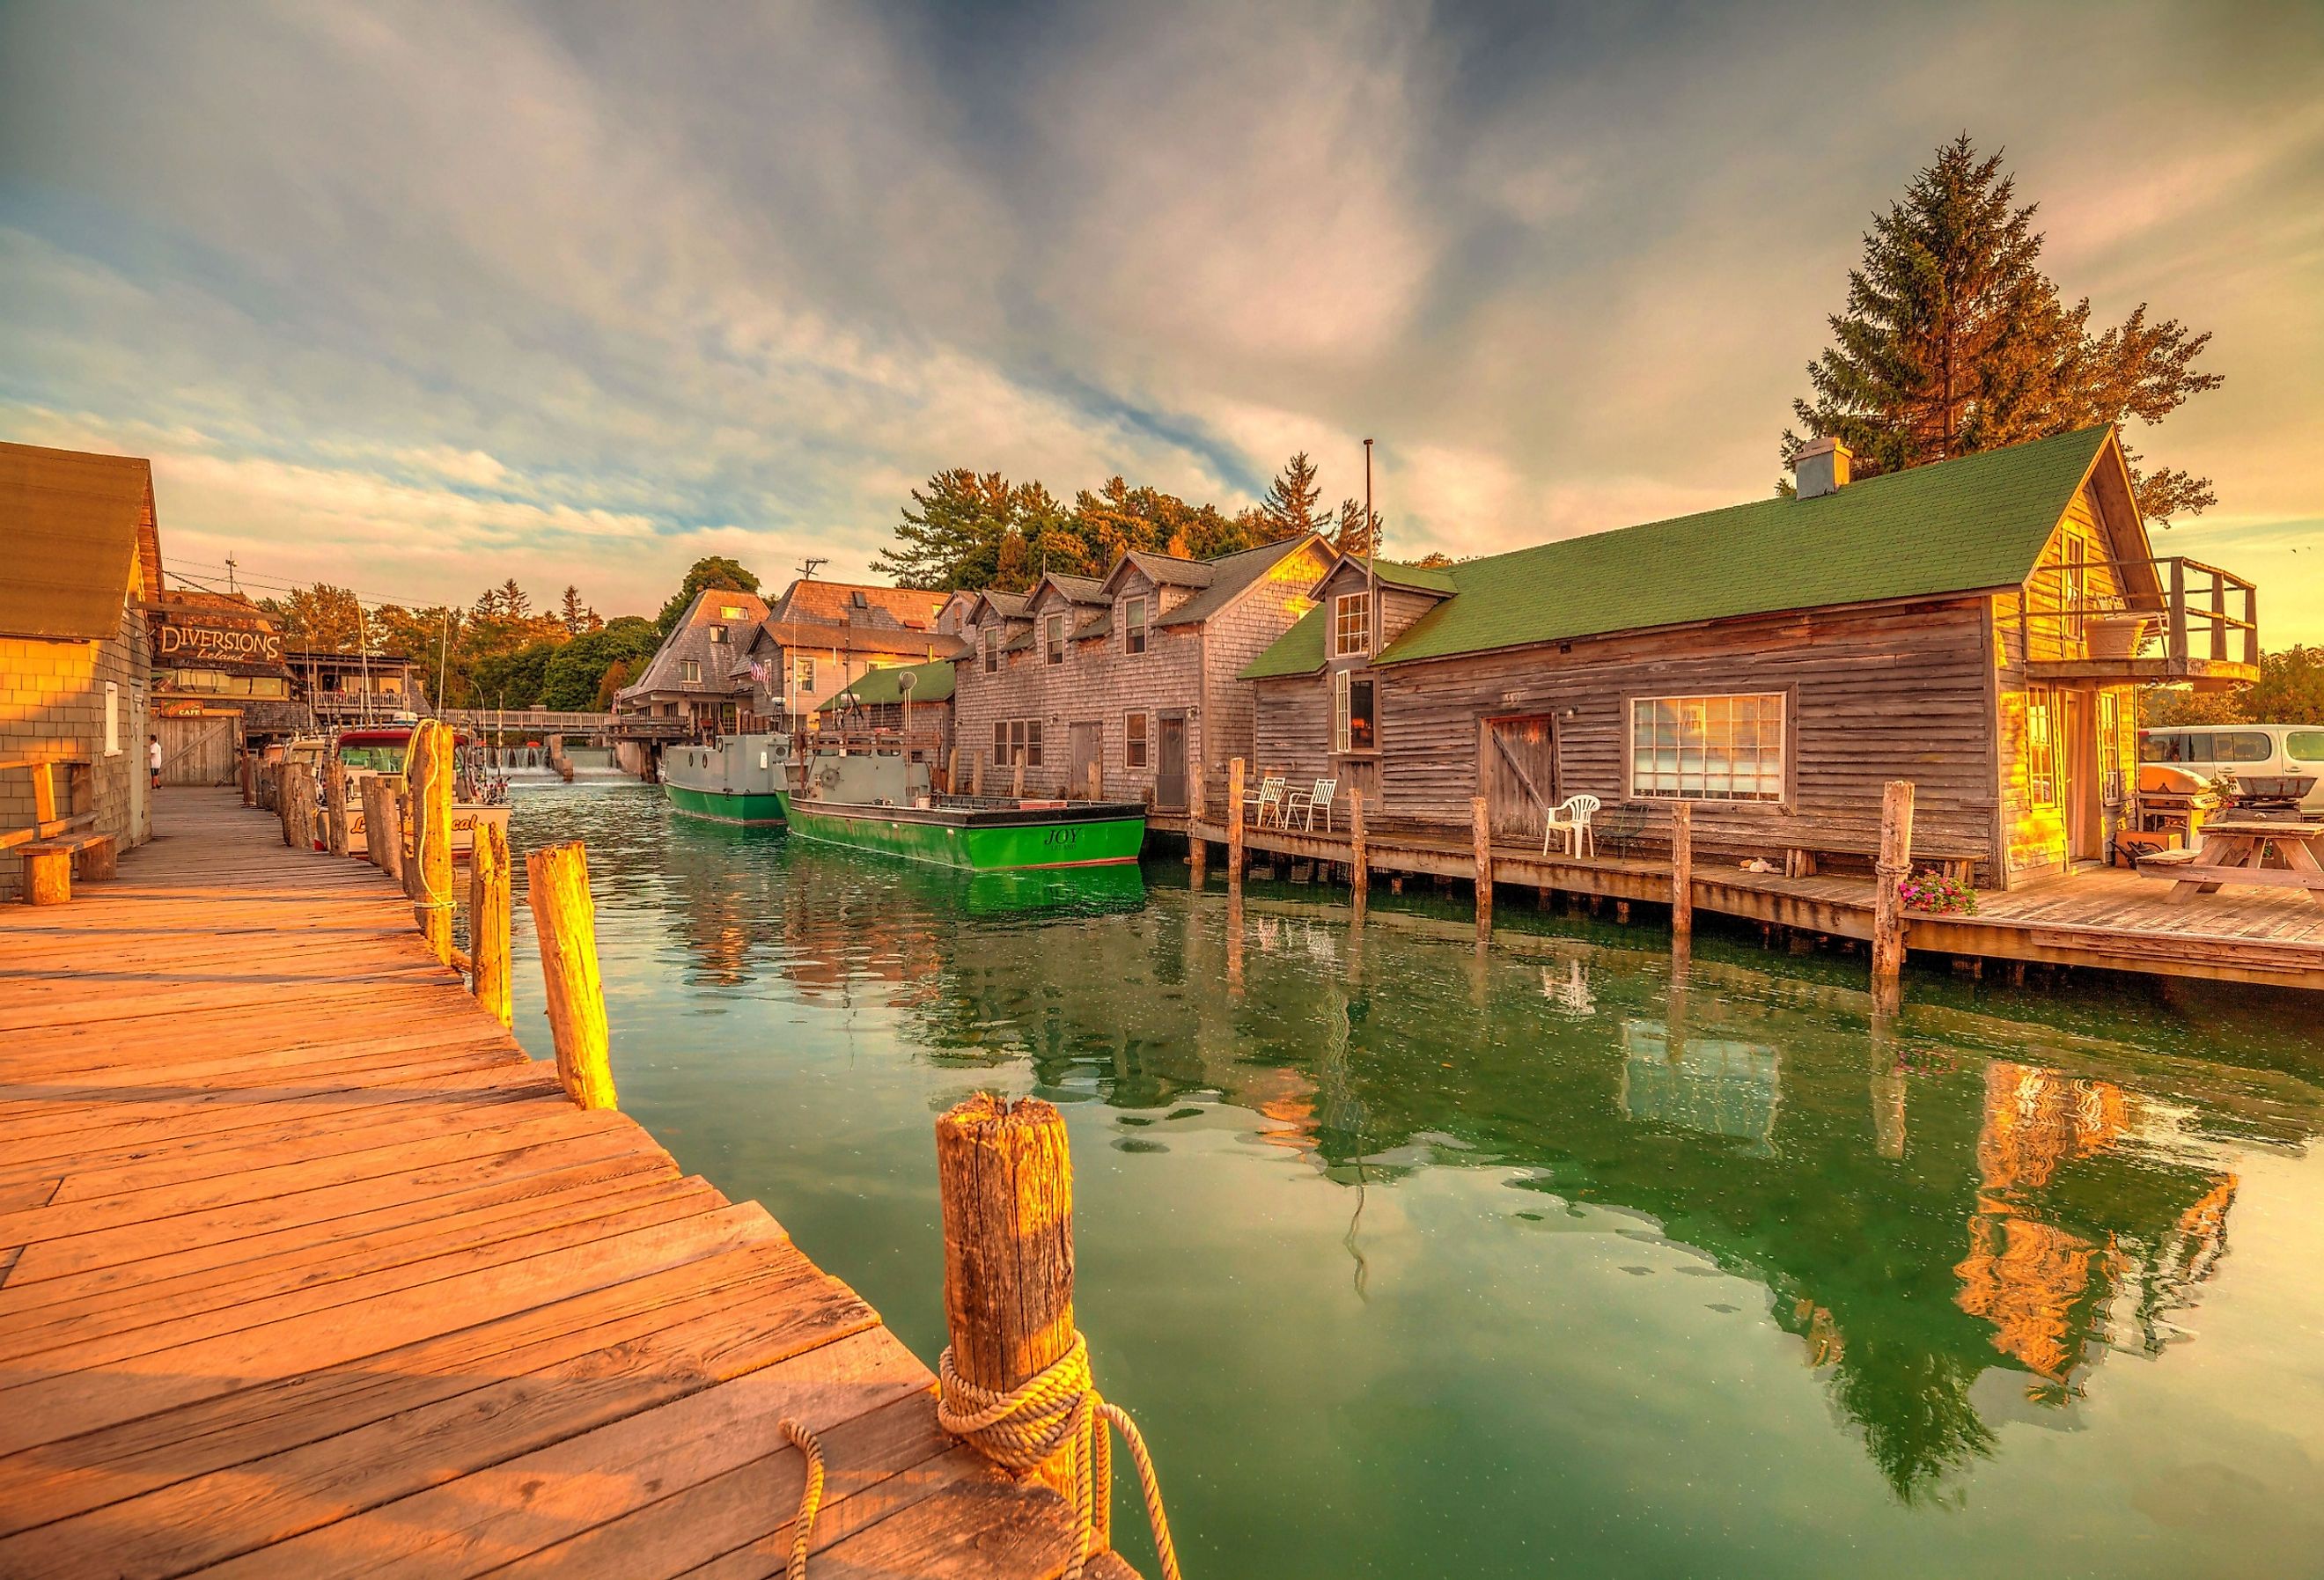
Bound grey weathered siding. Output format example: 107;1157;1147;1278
0;593;151;900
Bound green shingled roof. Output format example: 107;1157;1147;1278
831;658;955;705
1240;427;2114;678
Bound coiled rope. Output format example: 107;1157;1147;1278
773;1330;1178;1580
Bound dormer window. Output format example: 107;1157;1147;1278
1045;614;1066;665
681;659;702;683
1124;596;1148;656
710;624;727;643
720;605;745;620
982;627;998;674
1333;591;1372;658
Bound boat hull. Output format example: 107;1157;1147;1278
776;792;1144;871
663;783;788;827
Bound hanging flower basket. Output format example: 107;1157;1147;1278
2084;613;2152;661
1897;868;1978;915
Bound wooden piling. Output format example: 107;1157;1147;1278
1188;766;1205;822
933;1093;1083;1509
469;814;512;1027
411;722;454;964
1472;796;1493;936
1669;799;1694;939
22;846;71;906
1087;760;1101;802
972;753;985;797
1350;791;1368;912
1226;757;1246;886
1871;779;1916;1017
526;840;617;1110
378;780;408;887
322;754;349;857
1188;834;1206;888
276;762;295;848
947;746;960;795
1012;761;1026;800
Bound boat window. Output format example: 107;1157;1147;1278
1630;692;1787;802
1125;711;1149;768
2289;731;2324;764
1124;598;1148;656
2213;731;2274;763
1334;592;1371;658
337;744;408;772
1045;614;1066;665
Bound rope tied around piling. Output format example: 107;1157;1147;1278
938;1328;1181;1580
774;1417;827;1580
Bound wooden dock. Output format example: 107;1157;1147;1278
1178;813;2324;991
0;790;1114;1578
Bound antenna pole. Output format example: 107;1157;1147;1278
1364;438;1378;656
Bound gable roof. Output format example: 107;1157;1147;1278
0;442;163;640
1032;572;1108;607
1099;549;1217;599
769;579;948;631
618;587;770;699
1156;534;1332;628
1243;427;2121;678
829;658;957;707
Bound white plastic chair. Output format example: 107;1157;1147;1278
1541;794;1601;858
1246;775;1286;828
1283;776;1339;832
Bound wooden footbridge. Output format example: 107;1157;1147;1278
0;790;1137;1578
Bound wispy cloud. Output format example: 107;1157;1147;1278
2;0;2319;636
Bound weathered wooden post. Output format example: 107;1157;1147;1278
947;746;960;795
240;752;254;806
1350;791;1369;913
21;845;71;906
1669;799;1694;939
378;780;408;887
276;762;296;847
1011;761;1026;800
286;762;315;851
971;753;985;797
412;722;455;964
322;754;349;857
1188;764;1206;823
935;1094;1080;1505
526;840;618;1109
1870;779;1916;1017
1087;760;1101;802
1472;795;1493;936
470;815;512;1026
1226;757;1247;886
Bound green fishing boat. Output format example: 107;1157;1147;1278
660;733;790;827
778;752;1145;871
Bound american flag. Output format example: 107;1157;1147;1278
747;658;770;686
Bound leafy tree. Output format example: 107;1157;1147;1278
2248;647;2324;723
1785;135;2221;524
872;471;1079;592
472;638;560;711
1413;551;1455;568
2137;686;2248;728
1261;452;1329;538
594;658;633;710
1335;497;1382;558
539;616;660;711
657;555;761;635
263;584;366;650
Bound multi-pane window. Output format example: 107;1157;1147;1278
994;719;1044;767
982;628;998;673
1629;694;1786;801
793;657;816;693
1124;597;1148;656
2098;691;2123;805
1045;614;1067;665
1333;592;1372;658
2025;686;2058;806
1125;711;1149;768
709;624;727;644
681;659;702;683
1333;670;1377;753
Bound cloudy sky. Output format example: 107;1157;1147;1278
4;1;2320;636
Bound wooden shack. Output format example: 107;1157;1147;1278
1243;427;2256;889
952;535;1336;806
0;441;165;897
819;658;955;766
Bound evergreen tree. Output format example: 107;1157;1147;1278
1334;496;1382;558
558;584;599;634
497;578;532;620
1785;135;2221;523
1261;452;1328;538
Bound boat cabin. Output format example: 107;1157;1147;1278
1242;427;2256;889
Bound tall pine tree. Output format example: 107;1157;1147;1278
1261;452;1328;538
1334;496;1382;558
1785;135;2220;523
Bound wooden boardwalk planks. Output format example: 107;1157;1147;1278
0;790;1083;1578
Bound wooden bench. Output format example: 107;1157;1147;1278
1;757;102;904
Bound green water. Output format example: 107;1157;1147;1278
505;784;2324;1577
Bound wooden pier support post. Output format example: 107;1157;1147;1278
411;722;455;964
1870;779;1916;1017
526;840;618;1109
378;780;408;888
933;1094;1085;1510
276;762;295;847
1012;761;1026;800
21;846;71;906
1350;791;1368;913
947;746;960;795
972;753;984;797
322;754;349;858
1669;800;1693;939
1226;757;1246;886
470;815;512;1027
1472;795;1493;936
1087;760;1100;802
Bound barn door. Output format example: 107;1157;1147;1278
1068;721;1102;798
160;716;238;786
1482;715;1559;839
1155;712;1188;810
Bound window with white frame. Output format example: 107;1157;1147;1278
1333;669;1377;753
1124;596;1148;656
2025;685;2059;805
793;656;817;693
982;628;998;673
1333;592;1371;658
1629;694;1785;801
1044;614;1066;665
681;658;702;684
1125;710;1149;768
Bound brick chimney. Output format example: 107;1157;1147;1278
1792;437;1851;500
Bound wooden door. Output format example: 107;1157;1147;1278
160;714;239;786
1068;721;1102;798
2064;689;2102;863
1482;715;1560;840
1155;712;1188;810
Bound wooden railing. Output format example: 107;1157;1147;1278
439;709;617;734
2019;555;2258;673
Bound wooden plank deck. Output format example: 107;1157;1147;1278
0;790;1102;1579
1187;816;2324;990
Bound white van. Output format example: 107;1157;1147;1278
2136;724;2324;813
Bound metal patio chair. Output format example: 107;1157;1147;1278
1246;775;1286;828
1282;776;1339;832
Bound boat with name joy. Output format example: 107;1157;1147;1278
777;750;1145;871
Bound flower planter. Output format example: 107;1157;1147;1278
2085;614;2152;661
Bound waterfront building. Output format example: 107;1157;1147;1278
614;587;773;735
1241;426;2256;889
0;440;164;897
819;658;954;768
953;534;1337;805
150;589;298;781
